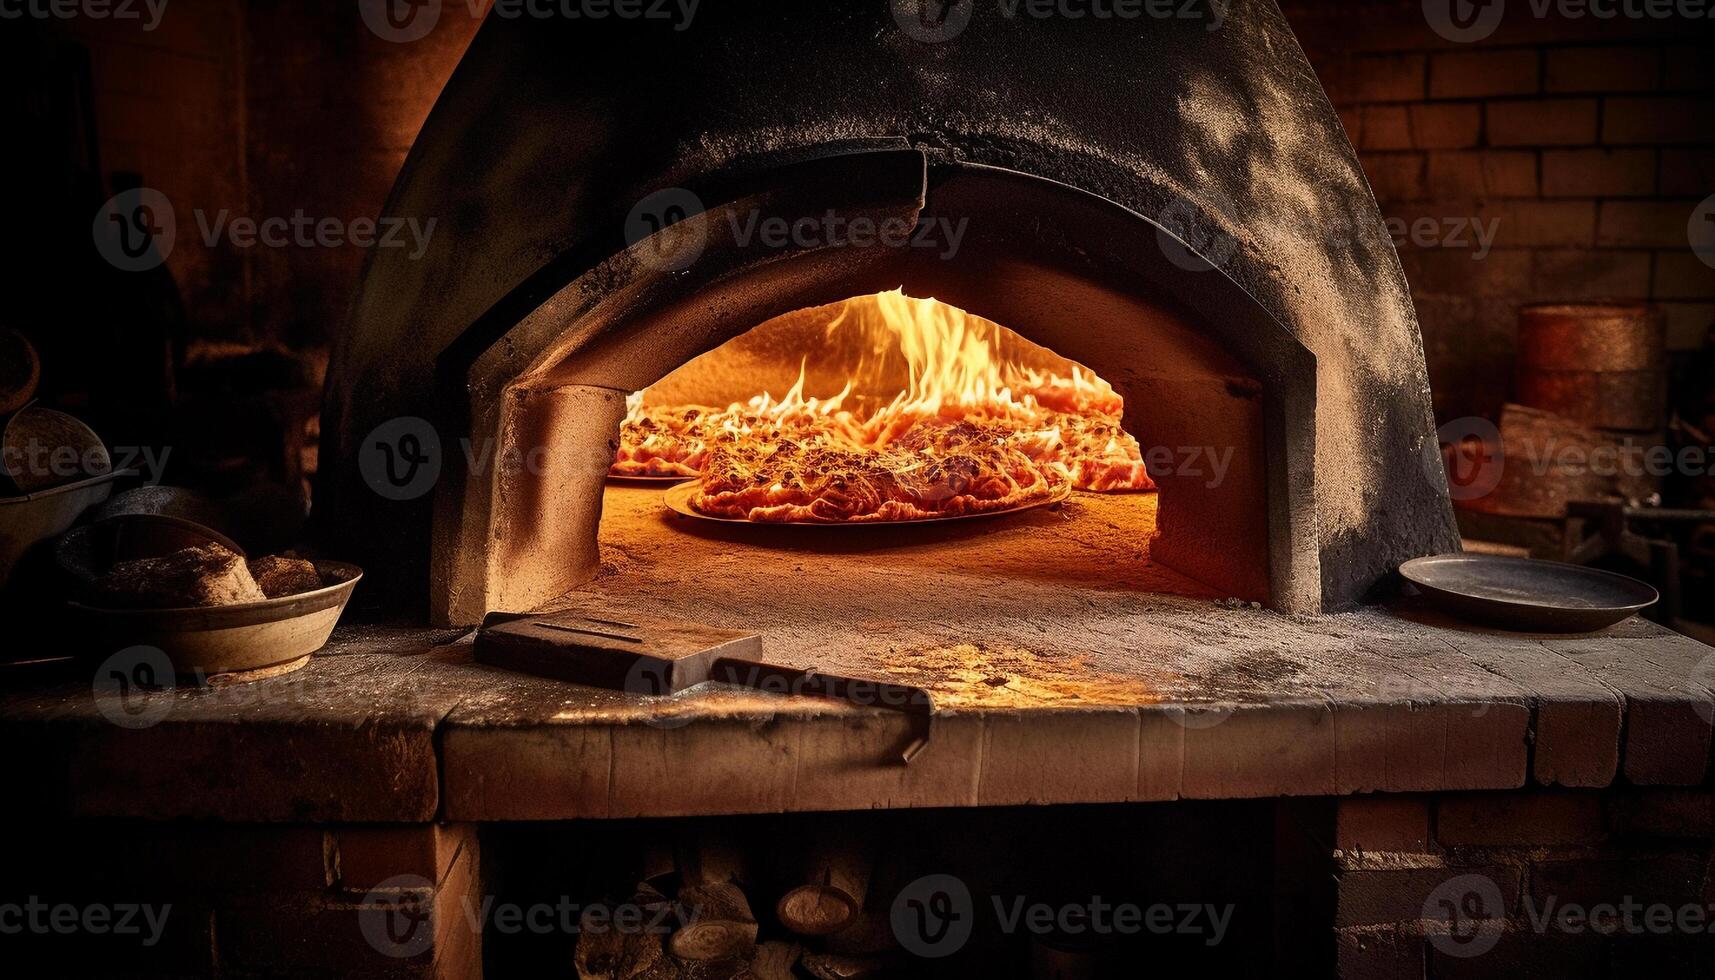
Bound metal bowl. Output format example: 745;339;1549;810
0;472;124;590
1401;554;1658;633
68;561;363;677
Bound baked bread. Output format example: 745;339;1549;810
247;555;323;598
98;544;265;608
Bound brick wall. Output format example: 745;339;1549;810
1335;789;1715;977
242;1;478;348
58;0;250;337
1283;0;1715;424
33;2;476;351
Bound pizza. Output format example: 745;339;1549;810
692;423;1067;523
610;403;865;478
607;293;1157;522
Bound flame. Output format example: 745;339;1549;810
613;291;1155;493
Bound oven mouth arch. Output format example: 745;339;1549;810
430;151;1318;625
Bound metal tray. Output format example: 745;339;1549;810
663;479;1072;526
1400;553;1657;633
0;471;126;588
607;472;695;485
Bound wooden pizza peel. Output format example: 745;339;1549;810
475;608;934;763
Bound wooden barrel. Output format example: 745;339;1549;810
1516;302;1665;432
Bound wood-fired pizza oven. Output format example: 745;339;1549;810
319;0;1459;627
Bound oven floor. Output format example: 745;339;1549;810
553;485;1222;707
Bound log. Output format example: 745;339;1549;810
746;940;801;980
775;837;873;937
574;892;668;980
800;952;889;979
669;881;758;962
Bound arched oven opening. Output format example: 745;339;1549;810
429;159;1318;627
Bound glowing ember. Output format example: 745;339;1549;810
611;291;1156;519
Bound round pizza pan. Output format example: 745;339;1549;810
662;479;1072;526
607;471;695;485
1400;554;1657;633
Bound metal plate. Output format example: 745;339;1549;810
663;480;1073;526
607;472;694;485
1400;554;1658;633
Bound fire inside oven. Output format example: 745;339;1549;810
592;291;1235;640
612;290;1155;518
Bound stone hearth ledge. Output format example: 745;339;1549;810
2;603;1711;822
